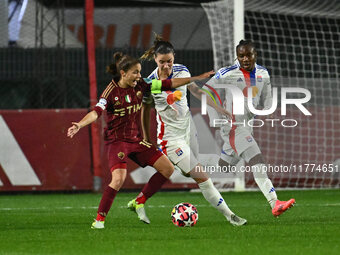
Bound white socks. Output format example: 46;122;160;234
252;163;278;209
198;178;234;220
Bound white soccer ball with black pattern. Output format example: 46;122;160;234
171;202;198;227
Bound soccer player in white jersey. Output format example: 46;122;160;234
129;34;247;226
204;40;295;217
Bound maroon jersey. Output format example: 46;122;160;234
94;78;172;143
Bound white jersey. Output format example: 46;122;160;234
144;64;193;149
204;63;272;133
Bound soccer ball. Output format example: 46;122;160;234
171;202;198;227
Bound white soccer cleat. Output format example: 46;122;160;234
136;206;151;224
127;199;151;224
229;214;247;226
91;220;105;229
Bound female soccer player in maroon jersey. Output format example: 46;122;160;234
67;52;213;229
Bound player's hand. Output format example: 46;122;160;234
217;108;232;119
196;70;215;80
67;122;81;138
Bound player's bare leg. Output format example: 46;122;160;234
128;155;174;224
92;168;127;229
190;163;247;226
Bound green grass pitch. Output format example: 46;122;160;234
0;189;339;255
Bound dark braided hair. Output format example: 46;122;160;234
236;40;256;53
140;33;175;61
106;52;140;83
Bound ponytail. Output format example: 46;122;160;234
106;52;140;82
140;33;175;61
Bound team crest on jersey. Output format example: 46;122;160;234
136;91;142;99
118;152;125;159
257;76;262;82
246;136;253;142
125;95;132;103
114;96;119;101
175;148;183;157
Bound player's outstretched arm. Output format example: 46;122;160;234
150;71;215;95
170;70;215;89
188;83;232;119
67;110;98;138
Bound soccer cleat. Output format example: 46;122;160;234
229;214;247;226
127;199;151;224
272;199;296;217
91;220;105;229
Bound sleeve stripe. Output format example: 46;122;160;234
173;66;188;70
101;83;114;98
101;83;112;98
173;69;190;73
173;67;189;72
173;64;187;68
220;65;238;75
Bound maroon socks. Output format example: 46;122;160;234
136;172;168;204
96;186;118;221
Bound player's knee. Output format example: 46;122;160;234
109;171;127;190
109;178;125;190
110;177;125;189
153;156;174;179
163;163;174;178
166;162;175;174
190;164;209;182
248;154;265;166
218;158;231;167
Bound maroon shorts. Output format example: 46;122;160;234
106;140;163;171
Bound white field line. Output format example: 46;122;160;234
0;205;174;211
0;203;340;211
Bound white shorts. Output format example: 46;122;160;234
220;126;261;164
160;117;200;175
166;140;199;175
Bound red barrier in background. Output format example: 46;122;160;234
0;109;93;191
1;107;338;191
0;109;198;192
